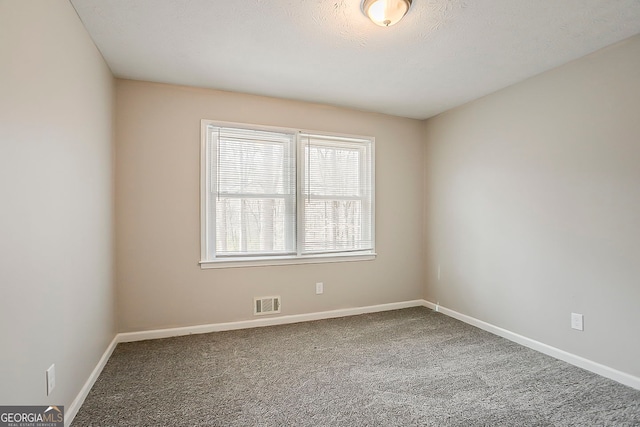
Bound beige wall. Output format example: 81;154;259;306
115;80;424;332
0;0;115;409
424;35;640;377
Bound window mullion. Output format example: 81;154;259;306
283;136;295;254
296;132;304;257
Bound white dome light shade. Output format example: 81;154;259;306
362;0;412;27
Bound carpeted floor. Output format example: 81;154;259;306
72;307;640;426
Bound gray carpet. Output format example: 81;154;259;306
72;307;640;426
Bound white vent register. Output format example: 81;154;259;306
254;296;281;315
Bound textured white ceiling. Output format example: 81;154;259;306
70;0;640;119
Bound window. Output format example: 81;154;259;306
201;120;375;268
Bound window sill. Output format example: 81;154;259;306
199;252;377;269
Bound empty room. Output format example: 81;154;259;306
1;0;639;425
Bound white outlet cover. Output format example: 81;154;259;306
315;282;323;294
571;313;584;331
46;364;55;395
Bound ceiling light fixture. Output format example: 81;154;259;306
361;0;413;27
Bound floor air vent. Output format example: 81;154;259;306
254;296;281;315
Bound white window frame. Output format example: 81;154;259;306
200;120;376;269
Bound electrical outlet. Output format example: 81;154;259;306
46;364;55;395
315;282;323;294
571;313;584;331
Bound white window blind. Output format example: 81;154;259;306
300;133;373;254
201;120;375;266
206;126;296;258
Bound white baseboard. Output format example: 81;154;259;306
421;300;640;390
65;335;118;427
118;300;425;343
